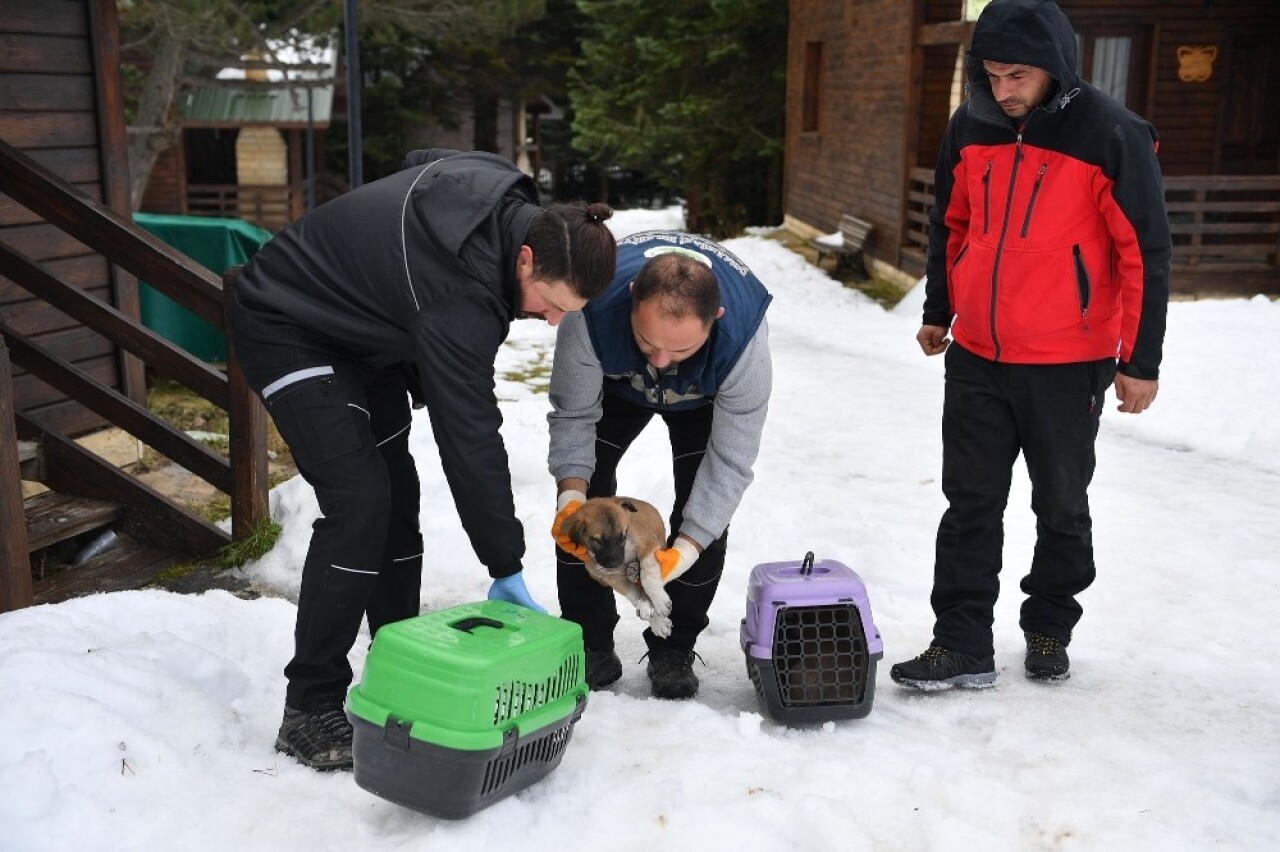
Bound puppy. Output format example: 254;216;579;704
560;496;673;637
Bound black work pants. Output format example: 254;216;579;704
930;343;1116;657
556;393;727;655
233;331;423;711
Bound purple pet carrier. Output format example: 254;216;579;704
740;552;883;724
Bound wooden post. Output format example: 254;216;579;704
222;268;270;540
0;341;34;613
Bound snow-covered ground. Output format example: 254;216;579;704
2;207;1277;851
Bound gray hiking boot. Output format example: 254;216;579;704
275;704;353;770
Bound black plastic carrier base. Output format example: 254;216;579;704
349;694;587;820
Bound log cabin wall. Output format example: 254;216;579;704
1060;0;1278;177
785;0;922;269
786;0;1279;282
0;0;140;435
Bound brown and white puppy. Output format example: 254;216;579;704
560;496;673;637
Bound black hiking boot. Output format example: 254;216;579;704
644;644;700;700
889;645;996;690
1024;632;1071;681
585;647;623;690
275;703;353;770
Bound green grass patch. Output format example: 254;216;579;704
219;517;283;568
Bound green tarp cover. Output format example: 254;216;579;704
133;212;272;362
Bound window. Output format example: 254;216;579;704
1074;27;1151;114
802;41;823;133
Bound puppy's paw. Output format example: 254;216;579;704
633;597;654;620
650;589;672;618
649;614;672;638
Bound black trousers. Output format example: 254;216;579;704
556;393;727;655
233;331;423;711
931;343;1116;657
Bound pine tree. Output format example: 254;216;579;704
569;0;787;234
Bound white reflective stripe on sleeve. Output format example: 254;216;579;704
262;366;335;399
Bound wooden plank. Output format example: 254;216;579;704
33;539;180;605
0;35;92;74
0;141;227;325
0;111;98;149
88;0;147;410
23;489;121;551
0;221;95;261
0;73;96;112
17;412;230;556
17;397;106;439
0;240;229;406
0;254;108;302
1;184;104;227
1171;243;1276;258
2;327;234;493
0;340;34;611
0;0;89;37
9;354;116;408
223;268;270;540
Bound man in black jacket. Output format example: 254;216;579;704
231;149;616;769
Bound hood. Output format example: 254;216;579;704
967;0;1080;111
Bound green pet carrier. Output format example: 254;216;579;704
346;601;588;819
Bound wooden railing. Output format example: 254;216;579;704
187;183;295;232
0;139;269;606
902;168;1280;284
1163;176;1280;271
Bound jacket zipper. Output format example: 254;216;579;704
1019;163;1048;238
981;160;993;234
988;135;1025;361
1073;244;1091;332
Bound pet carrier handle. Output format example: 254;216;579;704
450;616;506;634
800;551;815;576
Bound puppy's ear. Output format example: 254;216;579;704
619;500;638;513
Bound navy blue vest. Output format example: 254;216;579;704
583;231;772;411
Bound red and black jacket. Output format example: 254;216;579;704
923;0;1170;379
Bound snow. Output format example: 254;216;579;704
2;207;1277;851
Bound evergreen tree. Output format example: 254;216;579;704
569;0;787;235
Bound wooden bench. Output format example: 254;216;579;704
809;214;873;279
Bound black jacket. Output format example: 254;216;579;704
233;149;541;577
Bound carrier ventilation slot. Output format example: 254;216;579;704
479;726;575;795
491;656;582;725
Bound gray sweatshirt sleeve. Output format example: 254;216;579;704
547;310;603;484
678;318;772;547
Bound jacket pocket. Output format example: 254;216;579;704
981;161;993;234
1072;244;1091;330
1019;164;1048;238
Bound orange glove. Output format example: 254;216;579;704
655;537;701;582
551;490;589;561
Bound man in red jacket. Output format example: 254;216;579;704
890;0;1170;690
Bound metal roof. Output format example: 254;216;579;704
181;36;337;129
181;83;334;128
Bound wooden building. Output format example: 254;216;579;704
141;45;338;232
785;0;1280;295
0;0;139;434
1;0;269;611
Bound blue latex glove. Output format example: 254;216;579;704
487;572;547;613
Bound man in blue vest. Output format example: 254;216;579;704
548;231;773;699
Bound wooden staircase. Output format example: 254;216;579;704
16;429;225;605
1;139;270;613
